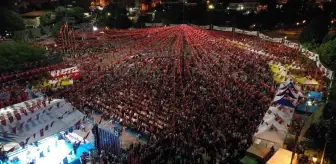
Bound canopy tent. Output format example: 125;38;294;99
279;80;299;92
0;98;84;151
266;148;298;164
254;105;294;148
245;144;272;162
273;95;297;108
254;79;299;149
276;88;299;99
295;77;319;85
307;91;322;101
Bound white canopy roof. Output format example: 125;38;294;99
0;99;84;151
254;105;294;145
254;79;298;148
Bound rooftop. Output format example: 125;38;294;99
22;11;50;17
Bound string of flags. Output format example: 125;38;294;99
16;120;82;149
0;98;60;127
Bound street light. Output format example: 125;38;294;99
302;20;306;23
296;22;300;26
93;26;98;31
312;156;318;163
107;12;111;16
284;36;287;39
208;4;215;10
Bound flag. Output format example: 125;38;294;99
7;113;14;123
45;125;49;131
13;111;21;121
75;120;81;130
50;121;55;127
25;137;30;144
40;129;44;137
3;131;8;138
28;107;34;113
12;126;16;134
42;100;46;107
0;116;6;126
27;117;32;122
20;107;28;116
36;113;40;120
19;122;25;130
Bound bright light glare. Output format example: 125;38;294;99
208;4;214;10
107;12;111;16
312;156;317;163
302;20;306;23
93;26;98;31
97;6;103;11
307;100;312;106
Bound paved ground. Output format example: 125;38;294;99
263;29;302;42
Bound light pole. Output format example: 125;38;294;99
208;4;215;30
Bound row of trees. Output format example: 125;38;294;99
0;8;25;37
0;41;47;73
299;9;336;163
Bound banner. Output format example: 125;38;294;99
50;66;79;78
272;38;283;43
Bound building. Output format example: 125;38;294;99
228;0;259;11
21;11;51;28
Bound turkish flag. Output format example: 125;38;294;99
7;113;14;123
19;122;25;130
20;108;28;116
27;117;32;122
12;126;16;134
40;129;44;137
0;116;6;126
14;111;21;120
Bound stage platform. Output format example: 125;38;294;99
6;134;93;164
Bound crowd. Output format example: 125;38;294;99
0;25;325;164
60;25;278;164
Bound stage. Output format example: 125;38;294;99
6;133;93;164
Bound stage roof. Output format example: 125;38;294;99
0;98;84;151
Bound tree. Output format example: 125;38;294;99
51;21;65;37
305;119;336;163
40;27;46;36
316;39;336;69
0;41;47;72
40;12;56;26
300;15;330;45
0;8;25;36
323;32;336;43
28;30;36;41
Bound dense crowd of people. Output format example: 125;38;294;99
0;25;326;164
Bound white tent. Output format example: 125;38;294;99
0;98;84;151
254;105;294;149
254;79;298;150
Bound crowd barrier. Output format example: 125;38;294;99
143;23;334;80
